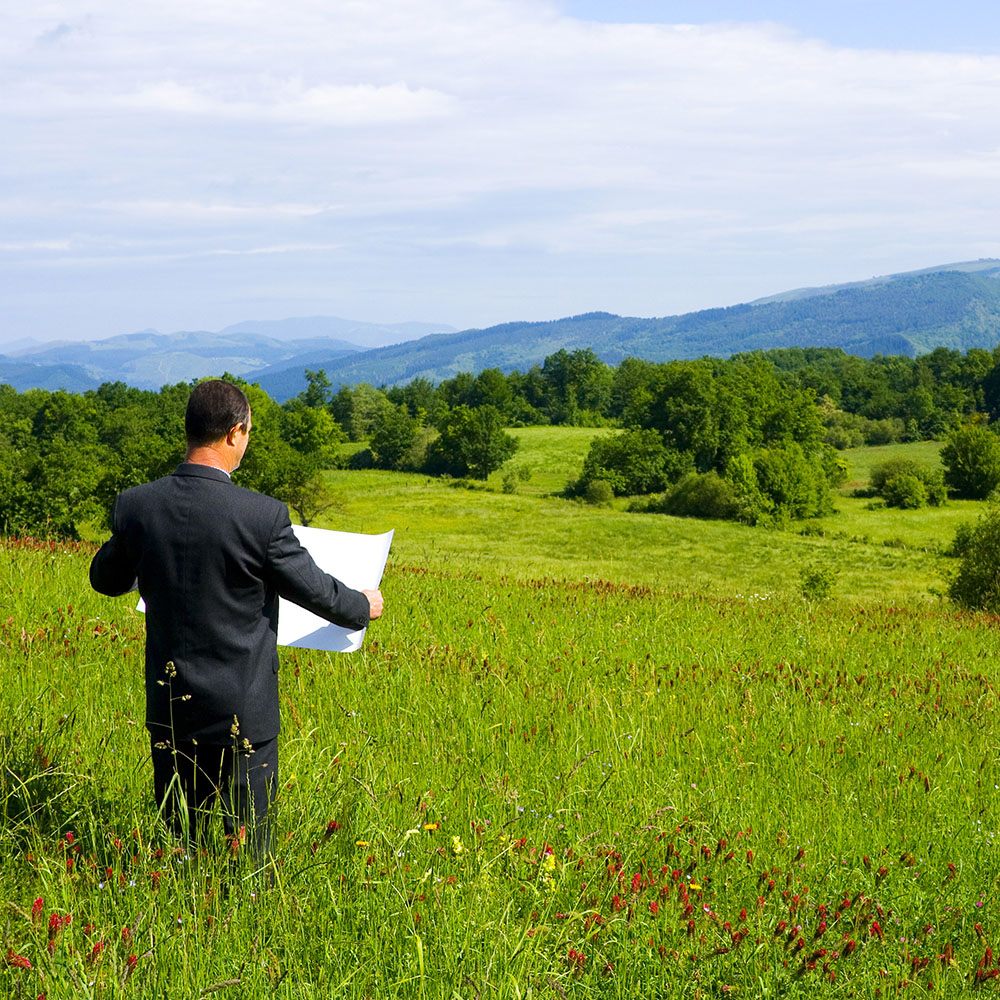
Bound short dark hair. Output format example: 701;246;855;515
185;379;251;447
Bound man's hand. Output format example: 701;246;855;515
363;588;384;620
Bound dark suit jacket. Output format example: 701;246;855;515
90;463;370;745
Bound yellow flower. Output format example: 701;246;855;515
423;823;439;831
689;883;701;891
356;840;369;848
451;835;464;856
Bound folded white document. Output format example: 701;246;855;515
277;525;393;652
136;526;393;653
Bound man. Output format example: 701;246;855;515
90;379;383;861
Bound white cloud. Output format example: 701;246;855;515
5;0;1000;335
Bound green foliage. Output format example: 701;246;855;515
752;442;834;522
368;404;419;470
941;423;1000;499
799;563;837;601
424;405;519;480
582;478;614;506
948;505;1000;610
870;457;946;507
574;428;687;497
646;471;739;520
881;473;928;509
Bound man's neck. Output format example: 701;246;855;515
184;446;235;474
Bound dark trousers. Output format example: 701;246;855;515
150;735;278;862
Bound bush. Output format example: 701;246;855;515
866;418;906;446
948;505;1000;611
583;479;615;506
574;428;689;497
752;443;833;521
870;457;946;505
941;424;1000;499
655;472;738;520
800;565;836;601
944;520;975;559
881;473;927;509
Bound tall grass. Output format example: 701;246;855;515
3;515;1000;996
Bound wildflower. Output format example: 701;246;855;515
423;823;439;831
355;840;369;848
649;901;659;916
451;835;464;856
6;948;31;970
31;898;43;924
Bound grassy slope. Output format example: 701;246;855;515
4;434;996;998
320;436;963;607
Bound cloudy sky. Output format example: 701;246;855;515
4;0;1000;344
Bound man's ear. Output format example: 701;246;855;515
225;423;242;446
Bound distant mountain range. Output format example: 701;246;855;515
0;317;456;395
5;260;1000;399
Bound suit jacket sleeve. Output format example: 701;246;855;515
89;498;140;597
264;506;371;631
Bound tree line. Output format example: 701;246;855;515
6;343;1000;539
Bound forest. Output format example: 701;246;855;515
4;343;1000;540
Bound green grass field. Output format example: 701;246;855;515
4;436;999;998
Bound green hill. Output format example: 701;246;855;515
253;261;1000;397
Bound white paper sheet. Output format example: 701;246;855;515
137;526;393;653
277;526;393;652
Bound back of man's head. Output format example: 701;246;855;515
185;379;251;447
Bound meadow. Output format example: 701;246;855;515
4;434;1000;998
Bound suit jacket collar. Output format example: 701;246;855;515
172;462;233;482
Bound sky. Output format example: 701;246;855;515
4;0;1000;345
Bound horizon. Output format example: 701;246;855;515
5;2;1000;344
4;255;1000;353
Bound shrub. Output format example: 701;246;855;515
941;424;1000;499
881;473;927;509
870;457;946;505
752;443;833;521
866;418;906;446
656;472;738;520
944;520;975;559
724;452;773;525
583;479;615;506
574;428;689;497
948;505;1000;611
800;565;836;601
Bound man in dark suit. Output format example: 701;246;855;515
90;379;383;861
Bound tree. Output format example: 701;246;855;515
369;404;419;470
574;429;684;496
424;405;518;480
948;505;1000;611
941;424;1000;499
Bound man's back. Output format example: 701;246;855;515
90;463;370;745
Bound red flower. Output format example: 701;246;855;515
649;901;659;916
31;898;43;924
6;948;31;970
